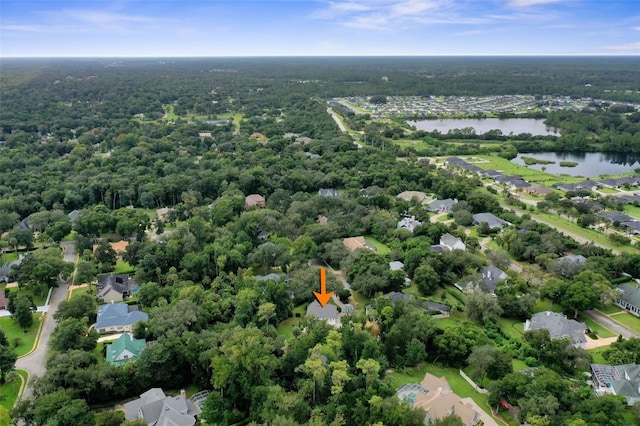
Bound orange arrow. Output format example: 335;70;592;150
313;268;334;307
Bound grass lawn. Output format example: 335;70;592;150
1;252;18;263
577;315;616;338
469;155;585;186
512;359;529;372
70;286;91;299
609;312;640;332
588;348;609;365
364;236;390;255
623;204;640;220
113;259;135;274
599;187;620;194
497;318;525;341
432;287;464;308
0;314;42;357
270;236;293;248
350;291;371;310
533;298;564;314
0;369;28;411
276;304;306;340
598;304;624;315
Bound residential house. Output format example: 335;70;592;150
396;373;497;426
95;303;148;334
198;132;212;138
343;236;377;253
250;132;268;145
317;215;329;225
305;152;321;160
423;301;451;317
427;198;458;213
557;254;587;266
318;188;340;197
598;211;634;224
97;274;138;303
106;333;146;366
522;183;554;197
257;230;269;240
124;388;201;425
0;256;23;283
524;311;587;348
621;221;640;235
255;273;287;283
614;283;640;317
591;363;640;406
439;233;466;251
397;216;422;233
306;301;340;327
389;261;404;271
0;291;8;310
245;194;266;209
68;209;82;221
457;265;507;295
396;191;430;204
555;180;600;192
472;212;512;230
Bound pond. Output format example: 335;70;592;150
407;118;561;136
512;152;640;177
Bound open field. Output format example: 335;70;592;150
364;236;391;255
0;314;42;357
609;312;640;332
0;369;28;411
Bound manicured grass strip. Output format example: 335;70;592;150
0;369;28;410
0;314;42;357
497;318;524;341
70;286;91;300
276;304;306;340
608;312;640;332
1;252;18;263
350;291;371;310
533;298;564;314
512;359;529;372
579;316;616;338
623;205;640;220
588;348;609;365
598;304;624;315
364;236;390;255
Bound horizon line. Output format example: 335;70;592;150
2;54;639;59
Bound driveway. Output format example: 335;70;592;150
583;310;640;339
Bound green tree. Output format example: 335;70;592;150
465;292;503;324
0;344;17;383
44;221;72;243
73;259;97;286
54;293;97;323
14;247;73;297
413;264;439;295
94;240;117;272
95;410;126;426
13;292;34;330
50;317;97;352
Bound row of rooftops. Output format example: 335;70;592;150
445;157;531;189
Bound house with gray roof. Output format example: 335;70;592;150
524;311;587;348
427;198;458;213
472;213;511;230
397;216;422;233
598;211;634;223
255;273;287;283
614;283;640;317
95;303;148;334
306;301;340;327
0;256;22;283
479;265;507;294
439;233;466;251
124;388;200;425
318;188;340;197
591;363;640;405
68;209;82;221
97;274;138;303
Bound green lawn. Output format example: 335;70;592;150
350;291;371;310
276;304;306;340
598;304;624;315
599;187;620;194
70;286;91;300
270;236;293;248
1;252;18;263
497;318;525;341
0;314;42;357
609;312;640;332
113;259;135;274
0;369;28;411
623;205;640;220
533;298;564;314
577;315;616;338
512;359;529;372
588;348;609;365
468;155;584;186
364;236;390;255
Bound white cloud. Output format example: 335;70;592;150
506;0;564;7
606;41;640;52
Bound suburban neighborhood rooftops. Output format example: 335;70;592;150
96;303;148;331
525;311;587;347
306;301;339;322
472;212;511;229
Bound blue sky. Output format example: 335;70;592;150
1;1;638;57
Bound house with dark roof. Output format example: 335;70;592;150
0;256;23;283
318;188;340;197
106;333;146;366
97;274;138;303
522;183;554;197
598;211;634;224
427;198;458;213
124;388;200;425
306;301;340;327
524;311;587;348
591;363;640;406
554;180;600;192
472;213;511;230
95;303;148;334
621;221;640;235
614;283;640;317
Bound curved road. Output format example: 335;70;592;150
15;241;76;398
583;310;640;339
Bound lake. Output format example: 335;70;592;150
407;118;561;136
512;152;640;177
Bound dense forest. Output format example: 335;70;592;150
1;58;640;425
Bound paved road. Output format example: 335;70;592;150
15;242;76;398
583;310;640;339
